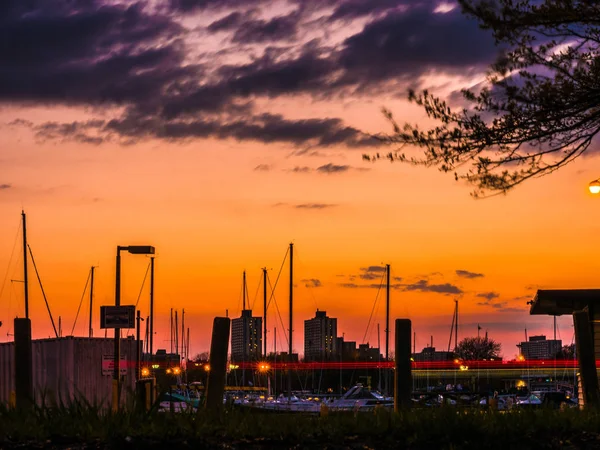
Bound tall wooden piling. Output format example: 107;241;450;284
394;318;412;412
573;309;600;408
14;318;33;409
205;317;230;411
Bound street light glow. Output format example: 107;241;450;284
589;180;600;194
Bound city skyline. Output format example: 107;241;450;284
0;0;596;359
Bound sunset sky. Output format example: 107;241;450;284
1;0;598;359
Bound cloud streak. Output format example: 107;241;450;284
456;269;484;279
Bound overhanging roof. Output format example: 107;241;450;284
529;289;600;316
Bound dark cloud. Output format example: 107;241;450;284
290;166;312;173
404;280;463;295
169;0;268;12
28;113;375;148
340;282;403;289
456;269;484;279
337;5;497;88
328;0;404;21
2;0;497;149
254;164;271;171
476;292;500;301
301;278;322;288
0;184;11;190
317;163;350;173
231;12;300;44
207;12;245;32
358;265;387;280
0;1;189;106
295;203;337;209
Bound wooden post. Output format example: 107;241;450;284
573;309;600;408
205;317;230;411
14;318;33;409
394;318;412;412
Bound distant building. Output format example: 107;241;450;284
231;309;262;362
304;310;337;361
358;343;383;361
336;337;358;361
517;335;562;360
412;346;454;362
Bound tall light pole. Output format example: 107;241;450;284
113;245;155;412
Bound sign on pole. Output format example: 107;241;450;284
100;305;135;329
102;355;127;376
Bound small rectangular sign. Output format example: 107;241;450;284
102;355;127;376
100;305;135;329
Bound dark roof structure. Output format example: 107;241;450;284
529;289;600;316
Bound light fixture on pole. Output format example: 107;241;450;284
589;179;600;194
113;245;155;412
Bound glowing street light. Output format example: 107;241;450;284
141;367;150;377
589;179;600;194
204;364;211;372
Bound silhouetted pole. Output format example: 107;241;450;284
89;266;95;338
14;318;32;409
385;264;390;360
385;263;390;395
113;247;122;412
394;319;412;411
573;309;600;408
288;243;293;403
243;270;247;310
22;211;29;319
149;256;155;356
136;310;141;380
170;308;173;354
263;267;267;356
182;308;185;361
205;317;230;411
455;300;458;351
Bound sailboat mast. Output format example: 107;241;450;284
288;242;293;402
455;300;458;351
242;271;246;310
182;308;185;360
263;267;267;357
385;264;390;361
22;210;29;319
175;310;178;358
89;266;95;338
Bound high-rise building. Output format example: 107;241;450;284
231;310;262;362
304;310;337;361
517;335;562;360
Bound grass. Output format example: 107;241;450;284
2;402;600;449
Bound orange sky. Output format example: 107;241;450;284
1;0;598;360
2;105;599;358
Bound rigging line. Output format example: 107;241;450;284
266;247;289;311
250;271;261;311
0;221;21;304
27;244;59;338
70;269;91;336
294;247;318;310
126;261;150;337
236;273;244;317
134;261;151;309
267;273;289;347
362;271;385;345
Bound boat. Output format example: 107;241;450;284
324;384;393;411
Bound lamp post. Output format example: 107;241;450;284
113;245;155;412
